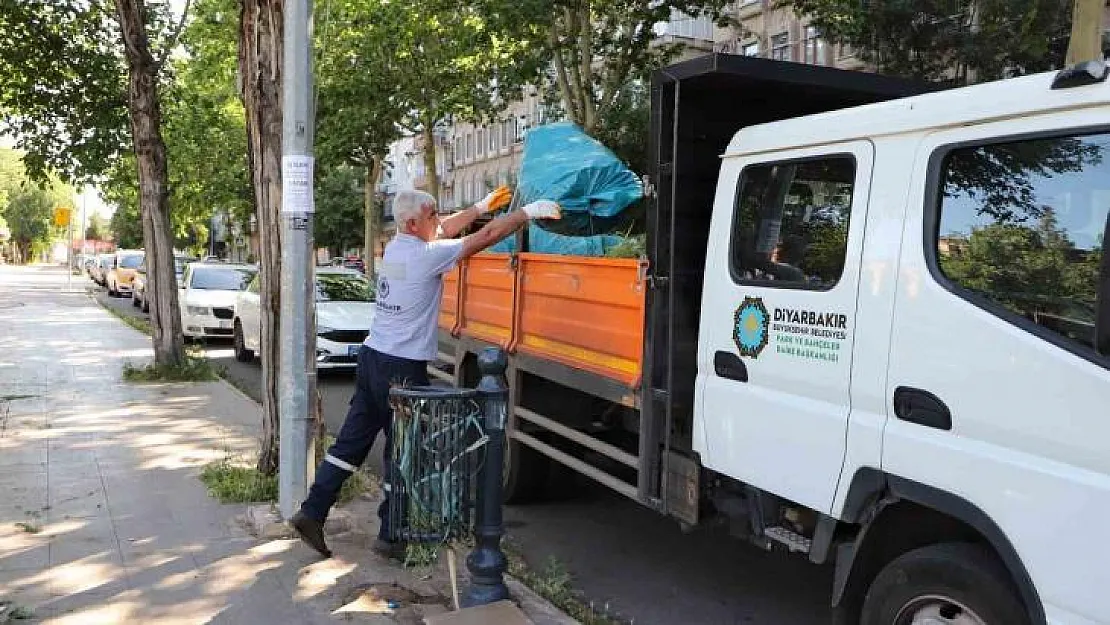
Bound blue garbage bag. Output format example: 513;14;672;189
488;224;624;257
514;122;643;236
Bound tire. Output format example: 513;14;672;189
108;282;117;297
502;434;552;504
132;292;140;308
861;542;1029;625
142;298;149;313
233;321;255;363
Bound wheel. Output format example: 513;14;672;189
108;281;117;297
142;297;149;313
860;543;1029;625
502;433;552;504
132;292;140;308
233;321;255;363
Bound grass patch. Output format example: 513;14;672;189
200;460;278;503
123;351;223;383
14;522;40;534
604;233;646;259
504;542;621;625
198;442;373;506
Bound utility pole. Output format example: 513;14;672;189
279;0;317;520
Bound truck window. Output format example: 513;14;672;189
935;131;1109;358
730;156;856;289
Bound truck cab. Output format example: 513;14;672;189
439;55;1110;624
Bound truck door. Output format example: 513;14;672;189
696;141;874;514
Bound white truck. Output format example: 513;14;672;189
435;54;1110;624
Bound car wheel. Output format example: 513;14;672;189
233;321;255;363
860;543;1029;625
142;297;149;313
132;291;140;307
108;281;117;297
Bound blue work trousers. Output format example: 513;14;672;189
300;346;428;540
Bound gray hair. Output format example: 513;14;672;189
393;189;436;226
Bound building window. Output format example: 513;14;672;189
454;137;463;163
514;117;524;143
742;41;760;57
501;121;510;148
477;129;485;158
935;132;1110;358
489;126;497;152
731;156;856;288
466;133;474;160
802;26;825;65
770;32;791;62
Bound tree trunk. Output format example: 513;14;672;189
421;123;440;205
239;0;284;475
114;0;185;368
363;155;383;279
1066;0;1105;64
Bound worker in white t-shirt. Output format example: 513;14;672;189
292;187;560;559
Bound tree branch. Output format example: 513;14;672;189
549;23;580;124
578;0;596;132
564;5;588;125
155;0;192;74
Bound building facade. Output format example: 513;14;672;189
392;1;1110;213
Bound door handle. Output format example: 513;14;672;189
714;351;749;383
893;387;951;431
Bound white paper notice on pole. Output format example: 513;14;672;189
281;155;314;213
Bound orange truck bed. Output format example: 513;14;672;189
439;253;648;388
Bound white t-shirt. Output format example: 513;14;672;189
365;234;464;361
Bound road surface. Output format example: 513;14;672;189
88;273;833;625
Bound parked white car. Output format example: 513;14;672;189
179;262;257;339
233;267;375;369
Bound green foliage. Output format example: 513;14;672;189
97;0;248;252
527;0;732;135
782;0;1072;83
0;148;74;262
317;0;544;184
200;460;278;503
122;353;222;382
590;82;651;175
503;545;621;625
163;0;251;228
314;165;365;254
85;213;109;241
0;1;129;184
14;522;41;534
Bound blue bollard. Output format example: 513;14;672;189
461;347;511;607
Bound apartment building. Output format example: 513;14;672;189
714;0;866;70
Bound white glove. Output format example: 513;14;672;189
521;200;561;220
474;185;512;214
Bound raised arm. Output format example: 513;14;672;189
438;186;513;239
459;200;562;260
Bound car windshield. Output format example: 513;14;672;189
119;255;143;269
190;266;255;291
316;273;374;302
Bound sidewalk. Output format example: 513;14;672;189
0;265;575;625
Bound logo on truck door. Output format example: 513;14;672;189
733;297;770;358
